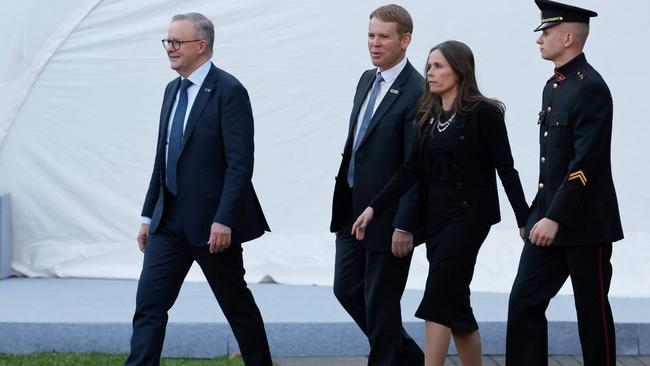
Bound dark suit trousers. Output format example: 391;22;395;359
125;195;272;366
334;225;424;366
506;243;615;366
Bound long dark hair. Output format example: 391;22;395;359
416;40;504;135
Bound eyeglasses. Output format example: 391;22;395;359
161;39;203;50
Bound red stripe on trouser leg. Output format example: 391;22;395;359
598;246;611;365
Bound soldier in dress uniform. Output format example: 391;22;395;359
506;1;624;365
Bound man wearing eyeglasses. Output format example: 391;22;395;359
125;13;272;366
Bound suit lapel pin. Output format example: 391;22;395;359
389;89;399;95
204;88;212;93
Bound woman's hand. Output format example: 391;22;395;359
351;207;375;240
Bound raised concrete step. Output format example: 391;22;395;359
0;278;648;357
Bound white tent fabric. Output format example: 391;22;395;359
1;0;648;297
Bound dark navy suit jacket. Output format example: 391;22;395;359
330;61;423;251
142;64;269;246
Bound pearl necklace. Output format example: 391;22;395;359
430;112;457;132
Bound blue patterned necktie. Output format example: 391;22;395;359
347;72;384;187
166;78;193;196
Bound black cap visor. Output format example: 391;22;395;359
534;20;562;32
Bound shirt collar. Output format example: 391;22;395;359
183;59;212;88
377;56;408;85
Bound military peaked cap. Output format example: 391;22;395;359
534;0;597;31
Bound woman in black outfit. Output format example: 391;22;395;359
352;40;529;366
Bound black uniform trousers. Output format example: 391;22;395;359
506;243;615;366
334;221;424;366
125;193;272;366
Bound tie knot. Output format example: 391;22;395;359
375;72;384;83
180;78;193;90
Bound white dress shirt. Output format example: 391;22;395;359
352;56;408;146
165;59;212;163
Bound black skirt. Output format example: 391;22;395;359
415;219;490;332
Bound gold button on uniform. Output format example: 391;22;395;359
538;183;544;189
544;131;548;138
541;157;546;163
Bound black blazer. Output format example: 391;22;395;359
142;64;270;246
330;61;424;251
527;53;623;245
371;102;529;231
